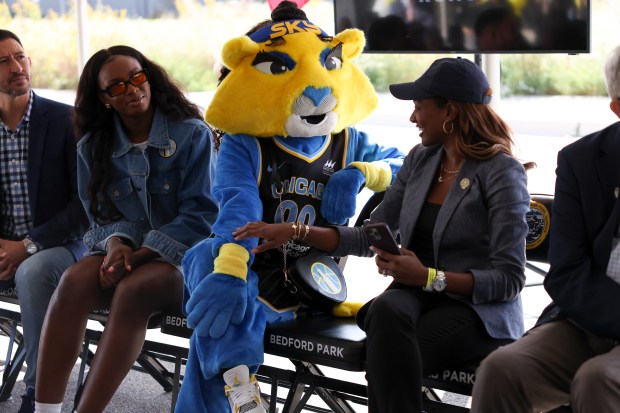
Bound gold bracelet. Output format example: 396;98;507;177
291;222;298;240
299;223;309;242
296;221;303;239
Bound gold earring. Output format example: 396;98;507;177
442;120;454;134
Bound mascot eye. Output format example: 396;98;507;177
252;52;293;75
325;56;342;71
323;43;343;71
255;61;289;75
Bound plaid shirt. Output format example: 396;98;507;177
607;222;620;285
0;90;33;240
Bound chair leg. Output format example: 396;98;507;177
169;354;183;413
135;350;174;392
73;335;94;408
0;320;26;402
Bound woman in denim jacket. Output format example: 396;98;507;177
34;45;218;413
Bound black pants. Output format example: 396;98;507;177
357;285;510;413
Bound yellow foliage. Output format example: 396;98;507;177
0;2;11;26
11;0;41;19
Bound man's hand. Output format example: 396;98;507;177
0;239;28;280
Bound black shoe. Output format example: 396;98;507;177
18;387;35;413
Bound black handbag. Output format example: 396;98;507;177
285;249;347;312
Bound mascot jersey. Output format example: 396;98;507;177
255;133;347;310
175;2;403;411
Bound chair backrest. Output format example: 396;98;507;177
353;191;385;228
526;194;554;264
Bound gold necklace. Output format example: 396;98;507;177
437;162;460;183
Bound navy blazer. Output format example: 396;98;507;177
541;121;620;339
26;93;88;260
335;143;530;340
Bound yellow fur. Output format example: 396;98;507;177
349;161;393;192
213;243;250;281
332;301;364;318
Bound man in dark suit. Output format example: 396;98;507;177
0;30;88;413
471;45;620;413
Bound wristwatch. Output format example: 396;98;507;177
23;236;38;256
432;270;447;292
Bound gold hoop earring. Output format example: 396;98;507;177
442;120;454;134
104;103;111;109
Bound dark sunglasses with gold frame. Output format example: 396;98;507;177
100;69;149;98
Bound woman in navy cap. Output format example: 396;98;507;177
234;57;533;412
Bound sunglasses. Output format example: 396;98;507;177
100;69;149;97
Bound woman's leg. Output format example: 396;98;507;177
416;297;507;373
36;256;109;404
362;288;425;413
361;289;503;413
76;261;182;413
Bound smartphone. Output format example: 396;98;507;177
363;223;402;255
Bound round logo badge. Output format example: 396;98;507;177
311;262;342;295
460;178;470;189
526;200;550;249
159;139;177;158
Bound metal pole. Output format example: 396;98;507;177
474;53;482;67
483;54;501;108
76;0;89;77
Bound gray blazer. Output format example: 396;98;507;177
334;143;530;340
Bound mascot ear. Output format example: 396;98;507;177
268;0;309;10
221;36;260;69
334;29;366;60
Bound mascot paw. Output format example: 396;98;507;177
182;237;223;293
186;273;248;339
332;301;364;318
321;167;365;225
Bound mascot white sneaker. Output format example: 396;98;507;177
175;1;404;411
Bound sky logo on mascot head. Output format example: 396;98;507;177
248;20;328;43
205;0;378;138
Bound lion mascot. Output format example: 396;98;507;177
175;1;403;411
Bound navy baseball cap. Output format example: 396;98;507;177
389;57;492;104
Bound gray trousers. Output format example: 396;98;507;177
14;247;76;390
471;319;620;413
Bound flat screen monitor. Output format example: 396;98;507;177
334;0;590;54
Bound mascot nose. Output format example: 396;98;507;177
302;86;333;107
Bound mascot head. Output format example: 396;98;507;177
205;0;378;138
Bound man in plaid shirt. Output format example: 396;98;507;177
0;29;88;413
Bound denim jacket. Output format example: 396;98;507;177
77;109;218;266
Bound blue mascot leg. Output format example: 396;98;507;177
175;341;229;412
176;272;266;412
